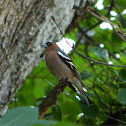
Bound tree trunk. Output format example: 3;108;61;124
0;0;95;116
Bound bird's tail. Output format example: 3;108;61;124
73;78;92;106
79;91;92;106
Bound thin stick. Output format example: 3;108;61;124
51;16;72;48
104;114;126;124
51;16;126;67
38;78;69;119
88;7;126;42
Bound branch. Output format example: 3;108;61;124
73;49;126;67
115;5;126;27
104;114;126;125
51;16;126;68
38;78;69;119
88;7;126;42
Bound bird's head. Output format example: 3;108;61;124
41;42;58;51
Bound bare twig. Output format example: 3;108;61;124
104;114;126;124
51;16;126;68
51;16;72;48
38;78;69;119
88;7;126;42
73;49;126;67
117;22;126;40
106;0;115;16
115;5;126;27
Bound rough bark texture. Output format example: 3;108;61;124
38;78;69;119
0;0;95;116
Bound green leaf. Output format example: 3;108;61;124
111;32;123;51
55;120;77;126
79;103;99;119
116;88;126;105
60;101;81;115
51;106;62;120
80;70;93;80
116;0;126;8
119;69;126;81
89;47;109;61
0;107;57;126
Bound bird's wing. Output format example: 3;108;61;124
57;51;85;87
68;82;76;92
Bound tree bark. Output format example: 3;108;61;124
38;78;69;119
0;0;95;116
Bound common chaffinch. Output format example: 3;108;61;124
42;42;92;106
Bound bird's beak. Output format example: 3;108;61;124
41;43;48;47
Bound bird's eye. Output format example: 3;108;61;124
46;42;52;46
48;43;52;46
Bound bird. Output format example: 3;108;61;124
42;42;92;106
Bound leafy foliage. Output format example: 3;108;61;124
3;0;126;125
0;107;57;126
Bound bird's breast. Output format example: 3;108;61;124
45;51;75;81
